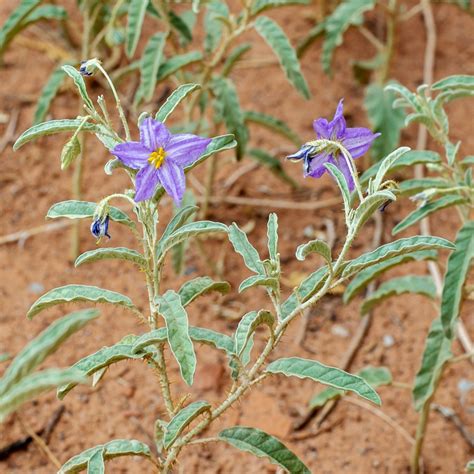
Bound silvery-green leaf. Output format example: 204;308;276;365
440;221;474;337
156;51;203;82
228;223;265;274
47;200;135;228
222;43;252;76
75;247;146;269
0;354;10;363
398;178;451;195
13;119;98;150
393;195;467;235
60;135;81;170
239;275;278;293
360;275;436;314
266;357;381;405
432;74;474;91
33;66;66;124
159;205;199;246
251;0;309;15
371;146;410;192
267;213;278;263
0;369;85;421
254;16;310;99
178;276;230;307
243;111;301;146
325;162;351;215
86;448;105;473
62;65;94;111
157;291;196;386
23;4;67;24
27;285;137;320
343;236;454;277
0;309;99;396
466;460;474;472
218;427;311;473
296;239;331;265
445;140;461;166
137;32;166;102
57;337;150;399
248;148;299;188
59;439;152;474
168;10;192;44
385;82;421;110
353;190;396;233
343;250;437;303
309;387;343;409
413;318;452;411
204;0;229;53
126;0;148;57
155;83;201;122
164;401;210;448
234;310;274;357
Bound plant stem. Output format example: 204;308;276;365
410;392;434;474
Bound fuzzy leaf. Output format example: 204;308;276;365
156;51;203;82
296;239;331;265
353;190;396;233
218;427;310;473
33;66;66;124
168;10;193;44
371;146;411;192
234;311;274;357
222;43;252;76
159;205;199;246
228;223;265;274
138;32;166;102
254;16;310;99
126;0;148;57
243;110;301;145
432;74;474;91
75;247;146;269
86;448;105;473
325;162;351;215
239;275;278;293
251;0;310;15
398;178;451;195
178;276;230;307
155;83;201;122
62;65;94;111
27;285;137;320
267;213;279;262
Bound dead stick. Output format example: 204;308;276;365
0;220;72;246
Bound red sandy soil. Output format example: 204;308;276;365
0;1;473;472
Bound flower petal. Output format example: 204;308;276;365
286;144;313;162
342;128;381;158
139;117;170;151
328;99;346;139
112;142;150;169
305;151;333;178
313;118;330;138
156;160;186;205
336;155;355;191
134;165;160;201
165;134;212;167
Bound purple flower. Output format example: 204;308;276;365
287;99;380;190
111;118;211;204
90;215;110;240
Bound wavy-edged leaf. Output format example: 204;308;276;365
266;357;381;405
0;369;85;421
158;290;196;386
222;43;252;76
138;32;166;102
398;178;451;195
361;275;436;314
159;204;199;246
218;427;310;474
86;448;105;473
155;83;201;122
33;66;66;124
47;200;135;228
59;439;152;474
432;75;474;91
234;311;274;357
243;110;301;145
267;213;278;262
228;223;264;274
238;275;278;293
248;148;298;188
156;51;203;82
413;318;452;411
57;337;150;399
27;285;137;320
344;250;437;303
21;4;67;24
440;220;474;337
251;0;310;15
296;239;331;265
393;195;466;235
325;162;351;215
13;119;98;150
343;236;454;277
75;247;146;269
168;10;193;44
126;0;148;57
62;65;94;111
0;309;99;396
371;146;410;192
254;16;310;99
466;460;474;472
353;190;396;233
178;276;230;306
164;401;210;448
204;0;229;53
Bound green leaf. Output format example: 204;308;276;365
178;276;230;307
22;4;67;24
159;205;199;245
222;43;252;76
466;460;474;472
393;195;467;235
59;439;152;474
254;16;310;99
228;223;265;274
432;74;474;91
243;110;301;145
57;336;151;399
238;275;278;293
60;135;81;170
365;84;406;161
398;178;451;195
413;318;452;411
168;10;193;44
62;65;94;111
155;83;201;122
0;369;85;421
440;221;474;337
352;190;396;233
126;0;148;57
371;146;411;193
158;290;196;385
309;387;343;409
27;285;137;320
0;309;99;396
13;119;98;150
343;250;437;303
213;77;248;160
33;66;66;124
343;236;454;277
87;448;105;473
164;401;210;448
156;51;203;82
321;0;376;75
296;239;331;265
234;310;274;357
75;247;146;269
218;427;310;473
248;148;298;188
251;0;310;15
138;32;166;102
204;1;229;53
267;213;279;262
47;200;135;228
266;357;381;405
324;162;351;215
361;275;436;314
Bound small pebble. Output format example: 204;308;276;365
383;334;395;347
331;324;349;338
303;225;315;238
28;282;44;294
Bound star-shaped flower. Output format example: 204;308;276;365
112;118;211;204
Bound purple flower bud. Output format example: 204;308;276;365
90;215;111;240
79;61;93;76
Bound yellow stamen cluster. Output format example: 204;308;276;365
148;147;166;169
